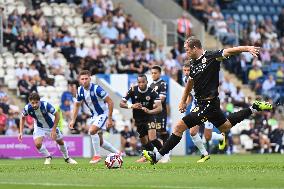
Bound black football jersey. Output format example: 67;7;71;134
189;50;224;99
122;86;160;121
150;79;167;116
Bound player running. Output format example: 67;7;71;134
69;70;119;164
18;92;77;165
120;74;163;159
143;36;272;164
183;63;225;163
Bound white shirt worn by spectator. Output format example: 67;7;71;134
165;58;177;70
262;79;276;91
36;40;45;52
15;67;28;79
49;57;62;69
221;80;236;94
232;90;245;102
76;47;89;58
129;27;145;42
28;68;39;78
93;5;105;18
249;30;261;43
113;16;125;29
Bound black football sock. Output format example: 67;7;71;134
151;139;163;150
160;133;169;145
159;134;182;156
143;142;154;151
227;108;252;126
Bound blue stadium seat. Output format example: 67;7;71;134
241;14;249;23
281;0;284;5
237;5;245;12
257;14;264;22
245;5;252;13
249;0;257;4
276;6;282;13
271;63;281;71
240;0;247;4
273;15;279;22
249;14;256;21
268;6;276;14
260;6;268;13
272;0;280;4
233;13;241;21
257;0;265;4
253;5;260;13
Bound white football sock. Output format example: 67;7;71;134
156;152;162;161
211;132;224;141
59;143;69;159
38;145;51;157
191;134;209;156
91;134;101;156
101;140;119;153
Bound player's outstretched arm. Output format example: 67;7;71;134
179;78;193;113
144;100;162;115
18;115;26;142
69;101;81;129
223;46;260;58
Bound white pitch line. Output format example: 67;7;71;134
0;181;282;189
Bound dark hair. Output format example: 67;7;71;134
183;61;190;68
151;65;162;73
137;74;147;81
185;36;202;49
79;70;91;77
28;92;40;101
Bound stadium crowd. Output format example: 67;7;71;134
0;0;283;155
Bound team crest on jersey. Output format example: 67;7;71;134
192;107;199;112
202;57;207;64
50;107;55;112
90;91;94;96
154;86;159;91
146;96;151;101
100;90;106;96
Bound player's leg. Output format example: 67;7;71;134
157;116;170;163
99;132;120;154
89;125;101;163
203;122;226;150
55;129;77;164
190;125;210;163
148;128;162;151
33;128;52;164
218;101;272;133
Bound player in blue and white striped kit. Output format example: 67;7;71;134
18;92;77;165
183;63;225;163
69;70;119;164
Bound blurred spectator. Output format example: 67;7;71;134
128;22;145;42
76;43;89;58
0;107;7;134
17;74;30;103
248;65;263;89
15;62;28;80
176;12;192;51
120;125;137;156
170;42;181;59
99;21;119;42
5;111;19;136
221;76;236;96
49;52;64;75
276;8;284;37
28;63;40;82
276;66;284;85
262;75;276;98
269;124;284;153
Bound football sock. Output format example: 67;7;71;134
160;133;169;145
38;145;51;157
191;134;208;156
151;139;163;150
211;132;224;141
143;142;154;151
227;108;252;126
59;143;69;159
159;134;181;156
101;140;119;153
91;134;101;156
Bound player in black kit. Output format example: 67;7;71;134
120;74;163;158
143;36;273;164
150;65;170;163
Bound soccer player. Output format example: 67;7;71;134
143;36;272;164
183;63;225;163
150;65;170;163
69;70;119;164
18;92;77;165
120;74;163;159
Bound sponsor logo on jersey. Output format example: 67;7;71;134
146;96;151;101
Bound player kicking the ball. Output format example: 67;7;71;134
143;36;272;164
18;92;77;165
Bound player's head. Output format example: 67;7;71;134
183;62;190;77
28;92;40;110
137;74;148;91
184;36;203;59
151;65;162;81
78;70;91;89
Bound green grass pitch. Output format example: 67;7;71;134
0;154;284;189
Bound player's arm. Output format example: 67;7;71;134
179;78;194;112
69;101;82;129
51;111;60;140
18;115;26;142
145;100;162;114
120;86;142;109
186;94;193;106
104;96;114;128
223;46;260;58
